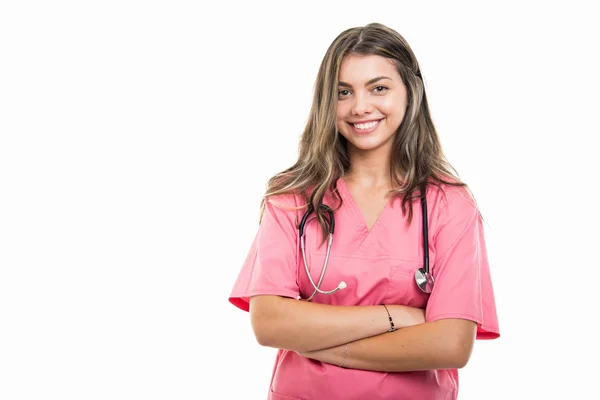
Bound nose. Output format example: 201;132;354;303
351;92;373;116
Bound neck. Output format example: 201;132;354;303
344;145;392;189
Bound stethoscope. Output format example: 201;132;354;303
298;186;433;301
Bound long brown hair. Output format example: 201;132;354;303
260;22;472;246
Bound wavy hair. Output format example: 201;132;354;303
260;22;472;246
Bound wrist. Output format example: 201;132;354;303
338;344;349;368
387;305;426;329
381;304;396;332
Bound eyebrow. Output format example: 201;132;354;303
338;76;392;88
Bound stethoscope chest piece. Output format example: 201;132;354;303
415;267;434;294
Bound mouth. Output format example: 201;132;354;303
348;118;383;134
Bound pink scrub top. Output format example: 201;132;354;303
229;178;500;400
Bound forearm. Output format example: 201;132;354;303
301;318;477;372
249;295;424;353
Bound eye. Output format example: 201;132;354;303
373;85;388;93
338;89;351;98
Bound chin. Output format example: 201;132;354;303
342;129;392;147
346;138;389;152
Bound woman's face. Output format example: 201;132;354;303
336;54;408;155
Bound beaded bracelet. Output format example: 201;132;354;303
382;304;396;332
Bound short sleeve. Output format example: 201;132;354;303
425;188;500;339
228;194;301;312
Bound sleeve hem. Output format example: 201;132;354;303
427;312;500;340
229;289;300;312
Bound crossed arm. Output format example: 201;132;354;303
249;295;477;372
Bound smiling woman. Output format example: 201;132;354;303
228;22;499;400
337;59;408;155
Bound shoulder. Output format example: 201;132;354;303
265;192;306;210
263;192;309;226
426;180;479;222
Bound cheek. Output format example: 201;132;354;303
336;103;348;121
380;101;406;125
379;97;400;114
336;111;351;133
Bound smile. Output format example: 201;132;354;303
349;119;383;134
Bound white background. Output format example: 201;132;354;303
1;1;598;399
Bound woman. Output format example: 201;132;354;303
229;22;500;400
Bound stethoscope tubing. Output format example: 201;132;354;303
298;184;432;300
421;190;429;277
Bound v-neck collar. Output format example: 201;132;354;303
336;176;392;235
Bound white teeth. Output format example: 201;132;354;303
353;120;380;130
